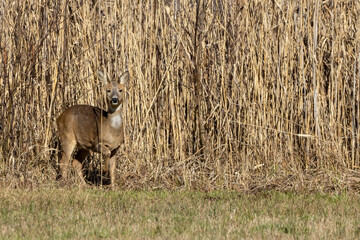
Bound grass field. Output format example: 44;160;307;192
1;187;360;239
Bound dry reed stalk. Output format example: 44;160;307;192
0;0;359;190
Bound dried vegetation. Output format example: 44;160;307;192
1;0;360;191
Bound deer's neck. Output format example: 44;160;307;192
107;104;123;129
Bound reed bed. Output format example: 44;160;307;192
0;0;360;191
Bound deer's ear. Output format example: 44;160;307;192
119;71;129;85
98;70;107;84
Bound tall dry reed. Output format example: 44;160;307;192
1;0;359;190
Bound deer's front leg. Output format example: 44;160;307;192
108;156;116;185
94;143;112;174
107;147;120;185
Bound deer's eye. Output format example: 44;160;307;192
106;89;111;93
119;89;123;92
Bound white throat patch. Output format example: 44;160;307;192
111;115;122;128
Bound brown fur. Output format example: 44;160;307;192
56;71;129;185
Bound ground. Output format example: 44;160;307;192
1;186;359;239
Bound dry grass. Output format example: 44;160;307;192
1;0;360;191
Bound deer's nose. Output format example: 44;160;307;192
111;97;119;104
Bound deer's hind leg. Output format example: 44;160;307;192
73;149;89;184
58;137;76;181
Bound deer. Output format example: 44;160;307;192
56;70;129;185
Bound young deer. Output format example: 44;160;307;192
56;70;129;185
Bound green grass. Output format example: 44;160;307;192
0;187;359;239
